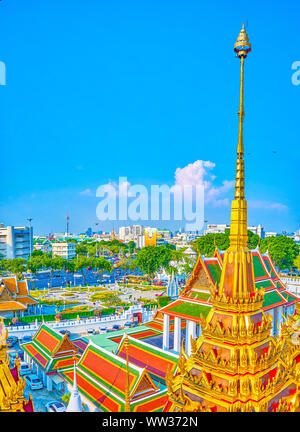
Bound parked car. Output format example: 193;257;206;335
20;335;32;344
45;401;66;412
26;374;43;390
124;321;134;328
19;362;31;376
7;336;18;347
87;328;95;335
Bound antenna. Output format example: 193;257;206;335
66;215;69;242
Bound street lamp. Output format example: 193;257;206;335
27;218;33;258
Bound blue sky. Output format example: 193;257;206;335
0;0;299;235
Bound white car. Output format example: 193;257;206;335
26;374;43;390
45;401;66;412
19;362;31;376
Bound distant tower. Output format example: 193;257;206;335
66;216;70;242
66;358;83;412
111;226;115;241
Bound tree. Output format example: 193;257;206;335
192;229;260;257
73;256;112;286
75;242;89;256
260;236;299;271
128;241;136;255
135;245;172;280
248;231;260;249
100;292;122;306
116;257;132;279
4;258;27;280
27;255;45;289
179;255;195;280
31;250;44;257
94;257;112;278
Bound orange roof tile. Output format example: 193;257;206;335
2;277;18;294
16;296;37;305
17;281;29;296
0;301;26;311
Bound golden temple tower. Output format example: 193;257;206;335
165;25;300;412
0;318;34;412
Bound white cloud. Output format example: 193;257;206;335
171;160;234;207
79;188;93;196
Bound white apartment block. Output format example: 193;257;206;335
204;224;230;235
52;242;76;260
0;224;33;259
248;224;265;239
205;223;265;238
118;225;145;242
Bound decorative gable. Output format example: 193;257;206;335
53;334;77;357
0;284;15;302
132;372;156;397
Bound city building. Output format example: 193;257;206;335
0;224;33;259
205;223;265;238
144;228;157;247
248;224;265;239
265;232;277;238
33;238;51;254
204;224;230;235
118;225;145;242
52;242;76;260
85;227;93;237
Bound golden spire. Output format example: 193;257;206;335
233;22;251;200
124;334;131;412
217;24;255;299
111;226;115;241
229;23;252;249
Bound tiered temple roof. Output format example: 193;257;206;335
60;340;168;412
159;247;298;323
0;276;37;317
22;323;79;373
115;335;178;384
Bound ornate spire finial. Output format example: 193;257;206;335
229;24;252;248
234;23;251;58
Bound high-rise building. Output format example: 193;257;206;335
0;224;33;259
118;225;145;242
